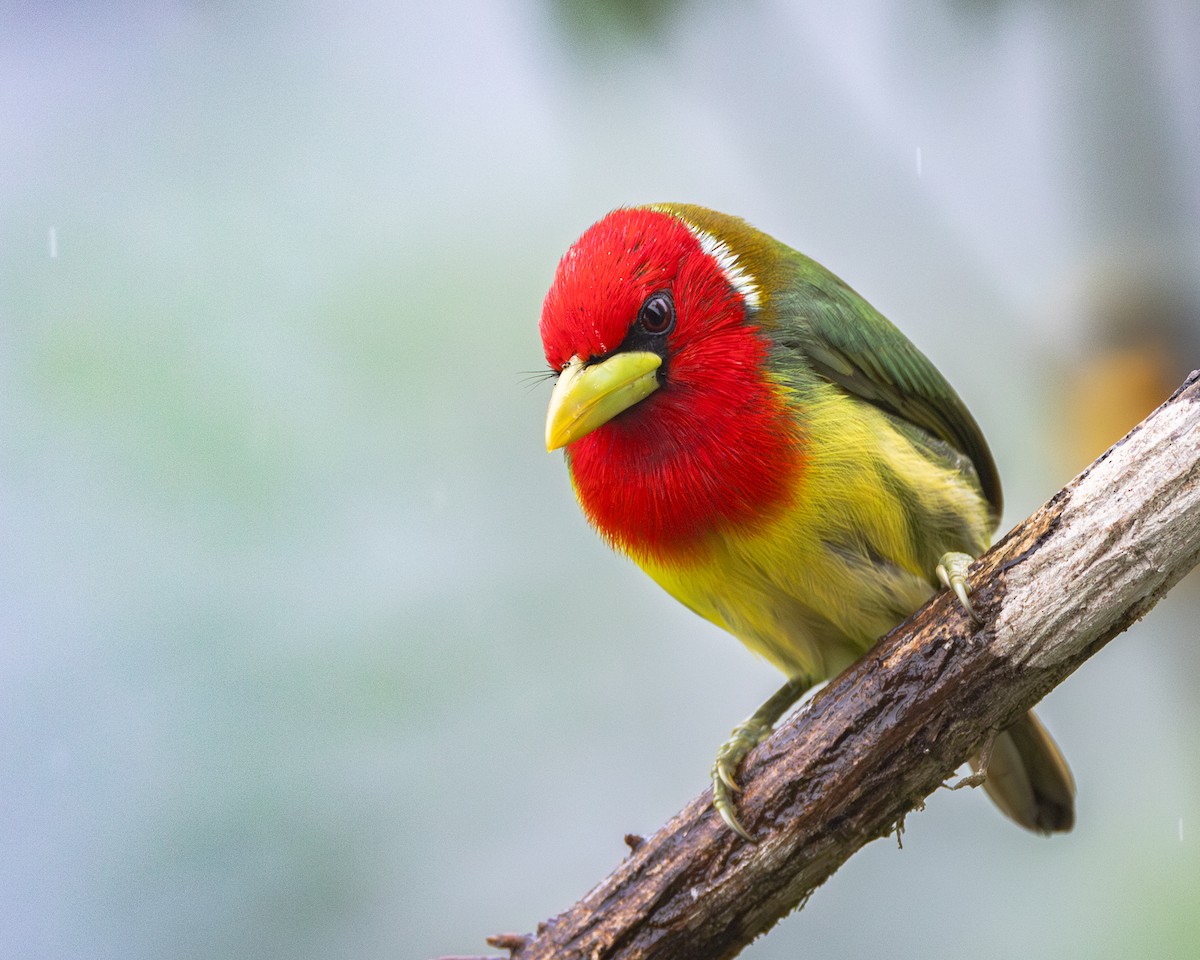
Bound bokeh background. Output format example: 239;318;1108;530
4;2;1199;958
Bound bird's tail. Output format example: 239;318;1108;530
974;709;1076;834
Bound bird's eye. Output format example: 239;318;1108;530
637;290;675;335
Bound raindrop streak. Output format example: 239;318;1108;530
915;147;923;178
48;227;58;258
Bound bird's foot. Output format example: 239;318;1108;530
711;718;772;842
947;730;996;790
936;551;980;622
710;675;813;841
947;768;989;790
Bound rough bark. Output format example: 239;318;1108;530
446;371;1200;960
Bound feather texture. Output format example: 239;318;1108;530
539;205;1074;834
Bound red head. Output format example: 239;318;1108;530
540;205;804;562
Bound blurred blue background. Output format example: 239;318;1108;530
3;2;1199;958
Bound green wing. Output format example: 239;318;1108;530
768;248;1003;522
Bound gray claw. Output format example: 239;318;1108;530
937;552;981;623
713;776;756;842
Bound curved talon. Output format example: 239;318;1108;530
713;784;756;842
936;552;980;623
947;769;988;791
715;761;741;794
708;676;813;842
710;720;770;841
950;577;978;621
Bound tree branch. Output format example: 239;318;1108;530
448;371;1200;960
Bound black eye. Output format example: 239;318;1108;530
637;290;675;335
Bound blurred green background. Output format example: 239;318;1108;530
4;2;1199;958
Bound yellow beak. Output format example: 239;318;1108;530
545;352;662;451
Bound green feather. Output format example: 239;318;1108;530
768;250;1003;523
656;203;1002;524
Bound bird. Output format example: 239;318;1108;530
538;203;1075;840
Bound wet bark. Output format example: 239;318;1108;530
443;371;1200;960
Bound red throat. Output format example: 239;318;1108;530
541;208;805;562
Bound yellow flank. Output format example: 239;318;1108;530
634;380;994;682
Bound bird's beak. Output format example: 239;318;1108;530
545;352;662;451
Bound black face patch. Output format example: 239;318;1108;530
586;289;676;384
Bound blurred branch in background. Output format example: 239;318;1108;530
1054;257;1200;477
545;0;687;42
441;371;1200;960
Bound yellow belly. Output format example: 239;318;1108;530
635;387;993;681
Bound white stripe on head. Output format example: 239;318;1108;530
658;210;762;313
694;226;761;312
